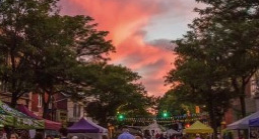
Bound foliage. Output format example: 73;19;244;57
0;0;115;109
165;0;259;137
157;89;196;117
194;0;259;117
84;63;153;126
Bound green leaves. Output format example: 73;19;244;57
0;0;115;107
84;63;152;125
165;0;259;135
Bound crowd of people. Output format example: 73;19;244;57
0;127;70;139
117;127;185;139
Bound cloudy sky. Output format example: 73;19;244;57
60;0;203;96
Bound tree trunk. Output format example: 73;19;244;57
208;101;218;139
11;92;18;108
239;95;246;118
232;78;247;118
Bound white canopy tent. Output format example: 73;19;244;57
227;111;259;130
166;129;181;136
142;120;166;136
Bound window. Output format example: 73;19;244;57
38;94;43;107
78;105;81;117
73;103;82;117
73;103;78;117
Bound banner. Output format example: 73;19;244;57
0;101;44;129
0;114;14;126
15;118;44;129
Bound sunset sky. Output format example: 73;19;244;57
60;0;203;96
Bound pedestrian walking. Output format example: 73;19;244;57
34;132;44;139
59;128;68;139
195;134;202;139
45;135;54;139
117;126;135;139
9;133;19;139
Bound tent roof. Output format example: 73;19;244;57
142;120;166;131
227;111;259;130
185;121;213;134
17;105;61;130
166;129;181;135
249;117;259;127
17;105;41;119
68;118;107;133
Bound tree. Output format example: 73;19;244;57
194;0;259;117
166;1;259;138
0;0;115;110
25;14;114;118
0;0;57;107
84;63;153;126
166;53;234;138
157;89;196;117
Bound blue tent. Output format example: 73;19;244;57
227;111;259;129
249;118;259;127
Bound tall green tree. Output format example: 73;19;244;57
166;1;259;138
0;0;56;107
0;0;115;110
166;53;234;138
83;63;153;126
193;0;259;117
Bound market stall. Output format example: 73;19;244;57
0;101;44;129
249;117;259;139
227;111;259;130
184;120;213;139
17;104;61;130
142;120;166;137
166;129;181;136
184;121;213;134
68;117;108;139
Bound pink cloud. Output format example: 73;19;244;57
60;0;196;96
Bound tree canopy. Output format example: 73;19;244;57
83;63;154;125
0;0;115;108
165;0;259;137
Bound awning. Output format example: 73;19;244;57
249;118;259;127
227;111;259;130
17;105;61;130
68;117;107;133
184;121;213;134
0;101;44;129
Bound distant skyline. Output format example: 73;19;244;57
60;0;203;96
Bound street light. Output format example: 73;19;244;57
117;113;125;121
162;111;169;118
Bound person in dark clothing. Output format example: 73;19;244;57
34;132;44;139
59;128;68;139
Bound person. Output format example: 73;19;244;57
45;135;54;139
195;134;202;139
71;136;78;139
34;132;44;139
20;131;30;139
9;133;19;139
117;126;135;139
102;135;108;139
1;133;7;139
59;128;68;139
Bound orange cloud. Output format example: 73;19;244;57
60;0;187;96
